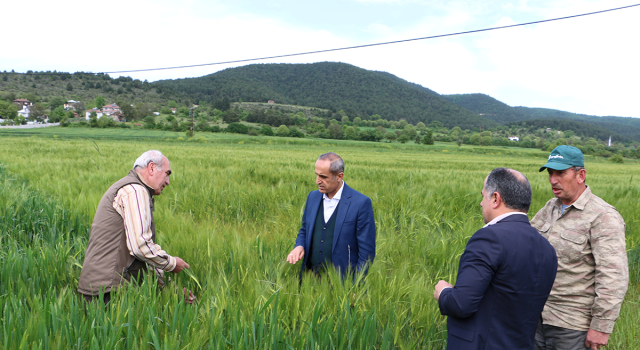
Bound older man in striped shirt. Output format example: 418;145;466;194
78;150;191;304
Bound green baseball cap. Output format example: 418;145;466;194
539;145;584;172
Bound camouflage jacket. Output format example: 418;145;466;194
531;185;628;333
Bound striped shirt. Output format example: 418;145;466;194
113;183;176;279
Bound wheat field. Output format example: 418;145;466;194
0;134;638;349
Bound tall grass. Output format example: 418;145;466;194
0;135;638;349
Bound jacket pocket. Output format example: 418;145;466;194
560;230;587;244
448;323;475;342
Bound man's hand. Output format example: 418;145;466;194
434;280;453;301
585;329;610;350
172;257;190;273
183;287;195;304
286;246;305;264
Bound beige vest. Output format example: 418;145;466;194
78;170;156;295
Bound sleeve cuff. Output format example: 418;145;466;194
438;286;452;299
590;317;615;334
164;256;177;272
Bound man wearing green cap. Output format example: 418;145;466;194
531;145;628;350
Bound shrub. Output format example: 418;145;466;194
276;125;289;137
610;154;624;163
260;125;274;136
226;122;248;134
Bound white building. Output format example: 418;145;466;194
64;100;79;110
508;136;520;141
17;106;30;119
85;108;104;120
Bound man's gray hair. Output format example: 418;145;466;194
133;150;164;170
484;167;532;212
318;152;344;175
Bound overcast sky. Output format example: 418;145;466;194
3;0;639;117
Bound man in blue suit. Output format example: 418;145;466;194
286;152;376;280
434;168;557;350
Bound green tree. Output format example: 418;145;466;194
1;91;17;101
289;126;304;138
0;100;18;120
66;83;73;91
29;103;48;122
341;116;350;124
328;123;343;139
398;134;410;144
118;102;136;122
135;103;154;120
94;96;105;109
344;126;357;140
422;130;434;145
223;110;240;123
403;125;417;139
610;154;623;163
89;112;98;127
226;122;248;134
353;117;362;125
23;92;38;103
276;125;289;137
385;131;397;142
260;125;274;136
49;96;66;110
143;116;156;129
50;106;66;122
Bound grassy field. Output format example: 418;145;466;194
0;129;638;349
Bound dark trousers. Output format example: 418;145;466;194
535;318;589;350
82;292;111;305
82;292;111;316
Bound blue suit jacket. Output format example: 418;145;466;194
295;183;376;278
439;214;557;350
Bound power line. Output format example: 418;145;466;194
3;3;639;76
102;3;640;74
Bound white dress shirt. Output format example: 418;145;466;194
322;181;344;223
482;211;528;228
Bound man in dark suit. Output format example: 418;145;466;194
434;168;558;350
286;152;376;280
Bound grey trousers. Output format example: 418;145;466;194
535;318;589;350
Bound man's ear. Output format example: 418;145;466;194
576;168;586;184
492;192;502;209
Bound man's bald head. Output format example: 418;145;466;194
484;168;532;212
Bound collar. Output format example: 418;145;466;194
554;185;591;211
483;212;528;228
132;169;155;194
323;181;344;201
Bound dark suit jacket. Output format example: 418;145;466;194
295;183;376;278
439;214;557;350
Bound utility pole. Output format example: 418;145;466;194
189;106;196;138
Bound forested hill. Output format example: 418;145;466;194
442;93;531;124
515;107;640;142
507;118;628;143
153;62;497;129
443;93;640;142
